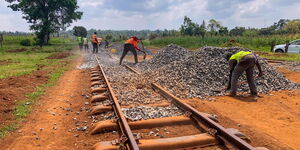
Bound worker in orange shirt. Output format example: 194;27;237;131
119;36;141;65
91;32;99;53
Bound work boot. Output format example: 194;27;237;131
227;93;236;97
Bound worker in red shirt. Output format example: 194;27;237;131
119;36;141;65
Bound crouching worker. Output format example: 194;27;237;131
226;50;263;97
119;36;141;65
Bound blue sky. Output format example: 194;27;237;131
1;0;300;32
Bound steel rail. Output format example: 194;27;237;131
151;83;256;150
94;56;139;150
123;64;256;150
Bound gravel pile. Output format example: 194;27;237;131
122;105;182;121
138;46;300;98
138;44;190;71
77;53;98;69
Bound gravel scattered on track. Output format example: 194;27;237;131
122;104;182;121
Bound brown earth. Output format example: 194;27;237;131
46;52;71;59
0;55;117;149
6;48;27;53
0;70;49;128
0;60;13;66
184;67;300;150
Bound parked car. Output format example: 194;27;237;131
273;39;300;53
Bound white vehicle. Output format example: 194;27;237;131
273;39;300;53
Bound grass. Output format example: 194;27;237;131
0;34;76;138
0;57;72;138
0;35;75;79
146;35;300;61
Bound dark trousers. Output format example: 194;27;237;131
119;44;138;65
79;43;83;51
231;55;257;95
84;44;89;52
92;43;98;53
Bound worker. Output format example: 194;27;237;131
83;37;89;52
104;39;109;48
226;50;263;97
91;32;99;53
77;36;83;51
119;36;141;65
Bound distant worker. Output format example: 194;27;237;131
98;37;103;48
104;39;109;48
77;36;83;51
119;36;141;65
226;50;263;97
83;37;89;52
91;32;99;53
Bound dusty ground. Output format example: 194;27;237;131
0;54;119;150
46;52;72;59
185;65;300;150
0;70;49;128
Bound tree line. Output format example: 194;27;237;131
180;16;300;37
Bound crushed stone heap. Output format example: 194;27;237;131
137;44;191;71
138;45;299;98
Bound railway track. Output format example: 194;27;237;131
87;55;265;150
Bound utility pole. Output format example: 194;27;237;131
0;34;3;48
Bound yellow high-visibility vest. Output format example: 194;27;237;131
230;51;252;62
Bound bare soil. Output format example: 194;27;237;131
0;60;13;66
184;67;300;150
46;52;71;59
0;55;115;149
0;70;49;128
6;48;27;53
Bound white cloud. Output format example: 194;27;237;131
238;0;269;15
79;0;105;7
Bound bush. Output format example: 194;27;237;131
20;39;32;46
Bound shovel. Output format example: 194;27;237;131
139;40;147;60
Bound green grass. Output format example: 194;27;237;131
147;35;300;61
0;58;72;138
0;35;75;79
148;35;300;50
0;35;76;138
258;52;300;61
0;123;18;138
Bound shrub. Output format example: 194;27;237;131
20;39;32;46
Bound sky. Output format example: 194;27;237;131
0;0;300;32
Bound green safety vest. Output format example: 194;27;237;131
230;51;252;62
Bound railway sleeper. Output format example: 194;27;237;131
91;73;102;78
91;81;106;87
91;71;100;74
93;133;217;150
91;116;191;135
91;87;107;94
91;77;103;82
91;94;109;103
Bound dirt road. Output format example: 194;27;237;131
185;68;300;150
0;55;101;150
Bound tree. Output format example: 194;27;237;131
230;27;246;36
105;34;113;40
6;0;82;46
218;27;228;36
207;19;221;35
73;26;87;37
180;16;194;36
284;20;300;34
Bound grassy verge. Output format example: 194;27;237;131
146;36;300;61
0;56;73;138
0;35;77;138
